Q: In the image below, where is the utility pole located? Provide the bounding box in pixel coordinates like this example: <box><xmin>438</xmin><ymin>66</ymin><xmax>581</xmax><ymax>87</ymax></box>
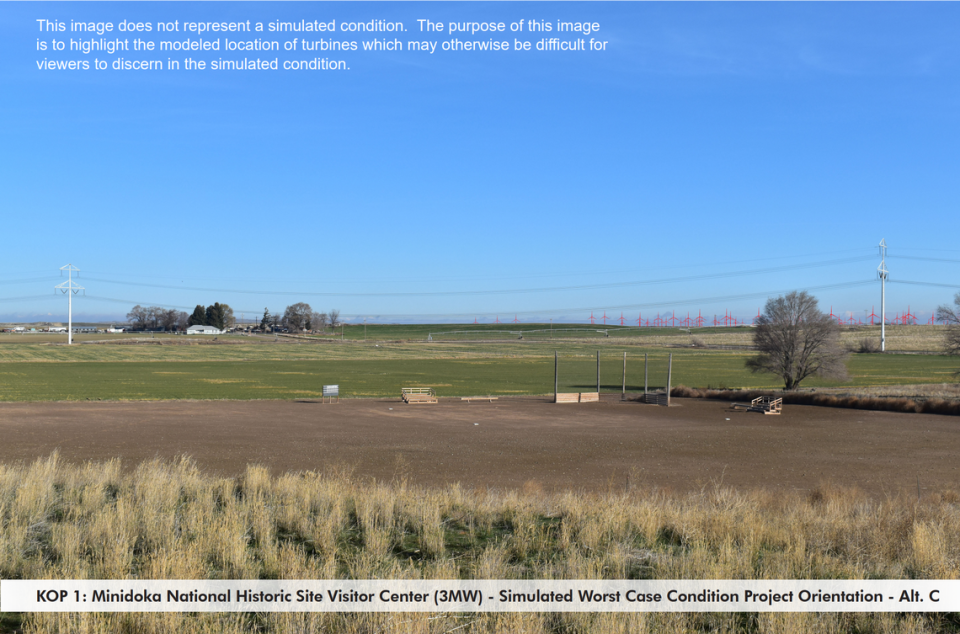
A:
<box><xmin>878</xmin><ymin>239</ymin><xmax>888</xmax><ymax>352</ymax></box>
<box><xmin>55</xmin><ymin>264</ymin><xmax>83</xmax><ymax>345</ymax></box>
<box><xmin>364</xmin><ymin>318</ymin><xmax>367</xmax><ymax>341</ymax></box>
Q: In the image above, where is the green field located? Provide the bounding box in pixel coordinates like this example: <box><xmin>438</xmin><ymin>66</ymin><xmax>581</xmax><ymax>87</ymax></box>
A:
<box><xmin>0</xmin><ymin>335</ymin><xmax>956</xmax><ymax>401</ymax></box>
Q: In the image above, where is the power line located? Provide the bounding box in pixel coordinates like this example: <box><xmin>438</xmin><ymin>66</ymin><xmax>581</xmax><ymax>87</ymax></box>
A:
<box><xmin>892</xmin><ymin>280</ymin><xmax>960</xmax><ymax>290</ymax></box>
<box><xmin>81</xmin><ymin>255</ymin><xmax>873</xmax><ymax>298</ymax></box>
<box><xmin>71</xmin><ymin>247</ymin><xmax>873</xmax><ymax>285</ymax></box>
<box><xmin>888</xmin><ymin>254</ymin><xmax>960</xmax><ymax>265</ymax></box>
<box><xmin>347</xmin><ymin>280</ymin><xmax>877</xmax><ymax>319</ymax></box>
<box><xmin>83</xmin><ymin>295</ymin><xmax>264</xmax><ymax>315</ymax></box>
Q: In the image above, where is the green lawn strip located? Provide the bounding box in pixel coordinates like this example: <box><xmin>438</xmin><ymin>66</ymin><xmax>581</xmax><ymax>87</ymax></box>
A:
<box><xmin>0</xmin><ymin>353</ymin><xmax>955</xmax><ymax>402</ymax></box>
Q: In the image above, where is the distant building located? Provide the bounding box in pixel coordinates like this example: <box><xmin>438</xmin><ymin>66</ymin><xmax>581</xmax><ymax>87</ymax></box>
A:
<box><xmin>48</xmin><ymin>327</ymin><xmax>67</xmax><ymax>333</ymax></box>
<box><xmin>71</xmin><ymin>326</ymin><xmax>98</xmax><ymax>333</ymax></box>
<box><xmin>187</xmin><ymin>325</ymin><xmax>222</xmax><ymax>335</ymax></box>
<box><xmin>106</xmin><ymin>326</ymin><xmax>124</xmax><ymax>333</ymax></box>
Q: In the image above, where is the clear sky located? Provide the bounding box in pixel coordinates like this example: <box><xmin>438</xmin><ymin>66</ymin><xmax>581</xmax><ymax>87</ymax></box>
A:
<box><xmin>2</xmin><ymin>2</ymin><xmax>959</xmax><ymax>324</ymax></box>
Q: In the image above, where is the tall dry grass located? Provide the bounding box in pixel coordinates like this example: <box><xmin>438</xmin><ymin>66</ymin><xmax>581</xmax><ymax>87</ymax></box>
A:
<box><xmin>671</xmin><ymin>385</ymin><xmax>960</xmax><ymax>416</ymax></box>
<box><xmin>1</xmin><ymin>454</ymin><xmax>959</xmax><ymax>633</ymax></box>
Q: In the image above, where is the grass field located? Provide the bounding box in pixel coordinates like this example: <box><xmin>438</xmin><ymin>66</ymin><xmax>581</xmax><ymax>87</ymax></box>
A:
<box><xmin>0</xmin><ymin>324</ymin><xmax>956</xmax><ymax>401</ymax></box>
<box><xmin>1</xmin><ymin>455</ymin><xmax>958</xmax><ymax>634</ymax></box>
<box><xmin>0</xmin><ymin>323</ymin><xmax>951</xmax><ymax>351</ymax></box>
<box><xmin>0</xmin><ymin>346</ymin><xmax>956</xmax><ymax>401</ymax></box>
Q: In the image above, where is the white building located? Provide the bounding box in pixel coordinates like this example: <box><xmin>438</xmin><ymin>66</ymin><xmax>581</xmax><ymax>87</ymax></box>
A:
<box><xmin>187</xmin><ymin>325</ymin><xmax>222</xmax><ymax>335</ymax></box>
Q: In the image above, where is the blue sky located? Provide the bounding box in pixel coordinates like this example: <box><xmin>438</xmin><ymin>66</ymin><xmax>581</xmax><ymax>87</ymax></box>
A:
<box><xmin>2</xmin><ymin>2</ymin><xmax>960</xmax><ymax>324</ymax></box>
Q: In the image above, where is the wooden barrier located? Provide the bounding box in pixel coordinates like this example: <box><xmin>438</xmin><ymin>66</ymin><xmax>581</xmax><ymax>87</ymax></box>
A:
<box><xmin>643</xmin><ymin>391</ymin><xmax>668</xmax><ymax>406</ymax></box>
<box><xmin>556</xmin><ymin>392</ymin><xmax>600</xmax><ymax>404</ymax></box>
<box><xmin>461</xmin><ymin>397</ymin><xmax>498</xmax><ymax>403</ymax></box>
<box><xmin>401</xmin><ymin>387</ymin><xmax>438</xmax><ymax>404</ymax></box>
<box><xmin>732</xmin><ymin>396</ymin><xmax>783</xmax><ymax>415</ymax></box>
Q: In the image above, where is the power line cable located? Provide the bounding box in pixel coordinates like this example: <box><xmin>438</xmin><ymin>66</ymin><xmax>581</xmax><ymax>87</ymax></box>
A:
<box><xmin>349</xmin><ymin>279</ymin><xmax>877</xmax><ymax>319</ymax></box>
<box><xmin>71</xmin><ymin>247</ymin><xmax>873</xmax><ymax>285</ymax></box>
<box><xmin>81</xmin><ymin>255</ymin><xmax>873</xmax><ymax>298</ymax></box>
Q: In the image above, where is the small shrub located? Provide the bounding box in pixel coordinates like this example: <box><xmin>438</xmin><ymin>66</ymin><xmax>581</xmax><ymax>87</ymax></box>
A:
<box><xmin>857</xmin><ymin>338</ymin><xmax>880</xmax><ymax>353</ymax></box>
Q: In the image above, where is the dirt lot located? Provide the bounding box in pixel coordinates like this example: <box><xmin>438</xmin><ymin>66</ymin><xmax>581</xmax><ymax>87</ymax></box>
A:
<box><xmin>0</xmin><ymin>397</ymin><xmax>957</xmax><ymax>496</ymax></box>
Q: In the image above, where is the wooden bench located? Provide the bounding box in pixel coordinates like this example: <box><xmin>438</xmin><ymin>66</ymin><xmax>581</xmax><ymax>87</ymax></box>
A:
<box><xmin>461</xmin><ymin>397</ymin><xmax>498</xmax><ymax>403</ymax></box>
<box><xmin>578</xmin><ymin>392</ymin><xmax>600</xmax><ymax>403</ymax></box>
<box><xmin>402</xmin><ymin>387</ymin><xmax>438</xmax><ymax>404</ymax></box>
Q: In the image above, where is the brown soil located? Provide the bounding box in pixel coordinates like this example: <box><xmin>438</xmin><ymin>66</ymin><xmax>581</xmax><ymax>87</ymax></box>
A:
<box><xmin>0</xmin><ymin>397</ymin><xmax>957</xmax><ymax>496</ymax></box>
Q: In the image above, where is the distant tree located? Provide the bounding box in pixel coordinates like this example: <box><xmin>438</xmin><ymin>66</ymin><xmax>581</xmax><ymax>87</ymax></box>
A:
<box><xmin>205</xmin><ymin>303</ymin><xmax>229</xmax><ymax>331</ymax></box>
<box><xmin>221</xmin><ymin>304</ymin><xmax>236</xmax><ymax>329</ymax></box>
<box><xmin>746</xmin><ymin>291</ymin><xmax>849</xmax><ymax>390</ymax></box>
<box><xmin>260</xmin><ymin>308</ymin><xmax>271</xmax><ymax>332</ymax></box>
<box><xmin>188</xmin><ymin>305</ymin><xmax>206</xmax><ymax>327</ymax></box>
<box><xmin>312</xmin><ymin>312</ymin><xmax>328</xmax><ymax>333</ymax></box>
<box><xmin>328</xmin><ymin>309</ymin><xmax>341</xmax><ymax>329</ymax></box>
<box><xmin>159</xmin><ymin>308</ymin><xmax>178</xmax><ymax>331</ymax></box>
<box><xmin>283</xmin><ymin>303</ymin><xmax>313</xmax><ymax>333</ymax></box>
<box><xmin>175</xmin><ymin>311</ymin><xmax>190</xmax><ymax>331</ymax></box>
<box><xmin>936</xmin><ymin>292</ymin><xmax>960</xmax><ymax>356</ymax></box>
<box><xmin>126</xmin><ymin>305</ymin><xmax>148</xmax><ymax>331</ymax></box>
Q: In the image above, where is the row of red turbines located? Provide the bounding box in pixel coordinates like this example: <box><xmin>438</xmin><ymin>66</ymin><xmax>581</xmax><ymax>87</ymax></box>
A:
<box><xmin>469</xmin><ymin>307</ymin><xmax>945</xmax><ymax>326</ymax></box>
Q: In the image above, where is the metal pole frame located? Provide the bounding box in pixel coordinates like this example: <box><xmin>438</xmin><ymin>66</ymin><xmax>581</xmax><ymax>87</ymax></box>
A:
<box><xmin>554</xmin><ymin>351</ymin><xmax>558</xmax><ymax>403</ymax></box>
<box><xmin>666</xmin><ymin>353</ymin><xmax>673</xmax><ymax>407</ymax></box>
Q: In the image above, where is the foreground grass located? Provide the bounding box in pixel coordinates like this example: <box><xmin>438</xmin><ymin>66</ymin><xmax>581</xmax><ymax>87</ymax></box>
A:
<box><xmin>1</xmin><ymin>455</ymin><xmax>959</xmax><ymax>633</ymax></box>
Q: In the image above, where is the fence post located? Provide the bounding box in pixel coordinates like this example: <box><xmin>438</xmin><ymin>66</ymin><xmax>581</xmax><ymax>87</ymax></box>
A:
<box><xmin>644</xmin><ymin>353</ymin><xmax>648</xmax><ymax>396</ymax></box>
<box><xmin>622</xmin><ymin>351</ymin><xmax>626</xmax><ymax>400</ymax></box>
<box><xmin>666</xmin><ymin>353</ymin><xmax>673</xmax><ymax>407</ymax></box>
<box><xmin>554</xmin><ymin>351</ymin><xmax>558</xmax><ymax>403</ymax></box>
<box><xmin>596</xmin><ymin>350</ymin><xmax>600</xmax><ymax>394</ymax></box>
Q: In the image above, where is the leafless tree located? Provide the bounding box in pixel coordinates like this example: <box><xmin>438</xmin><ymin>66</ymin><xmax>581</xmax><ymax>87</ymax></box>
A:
<box><xmin>145</xmin><ymin>306</ymin><xmax>161</xmax><ymax>330</ymax></box>
<box><xmin>746</xmin><ymin>291</ymin><xmax>849</xmax><ymax>390</ymax></box>
<box><xmin>328</xmin><ymin>309</ymin><xmax>341</xmax><ymax>328</ymax></box>
<box><xmin>282</xmin><ymin>303</ymin><xmax>313</xmax><ymax>333</ymax></box>
<box><xmin>126</xmin><ymin>305</ymin><xmax>148</xmax><ymax>331</ymax></box>
<box><xmin>936</xmin><ymin>292</ymin><xmax>960</xmax><ymax>356</ymax></box>
<box><xmin>312</xmin><ymin>312</ymin><xmax>328</xmax><ymax>333</ymax></box>
<box><xmin>175</xmin><ymin>311</ymin><xmax>190</xmax><ymax>331</ymax></box>
<box><xmin>159</xmin><ymin>308</ymin><xmax>178</xmax><ymax>331</ymax></box>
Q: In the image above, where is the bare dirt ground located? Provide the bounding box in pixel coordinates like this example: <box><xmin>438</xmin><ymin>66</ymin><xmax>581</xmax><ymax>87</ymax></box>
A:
<box><xmin>0</xmin><ymin>397</ymin><xmax>957</xmax><ymax>497</ymax></box>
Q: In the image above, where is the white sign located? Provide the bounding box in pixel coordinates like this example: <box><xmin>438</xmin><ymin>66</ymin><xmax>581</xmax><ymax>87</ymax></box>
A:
<box><xmin>2</xmin><ymin>580</ymin><xmax>957</xmax><ymax>613</ymax></box>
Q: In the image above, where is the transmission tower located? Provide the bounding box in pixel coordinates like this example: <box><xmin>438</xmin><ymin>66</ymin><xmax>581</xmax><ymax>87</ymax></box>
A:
<box><xmin>878</xmin><ymin>239</ymin><xmax>888</xmax><ymax>351</ymax></box>
<box><xmin>55</xmin><ymin>264</ymin><xmax>84</xmax><ymax>345</ymax></box>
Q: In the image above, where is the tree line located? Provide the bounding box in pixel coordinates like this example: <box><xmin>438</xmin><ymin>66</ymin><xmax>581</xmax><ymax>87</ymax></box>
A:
<box><xmin>125</xmin><ymin>302</ymin><xmax>341</xmax><ymax>333</ymax></box>
<box><xmin>125</xmin><ymin>303</ymin><xmax>235</xmax><ymax>331</ymax></box>
<box><xmin>260</xmin><ymin>304</ymin><xmax>340</xmax><ymax>333</ymax></box>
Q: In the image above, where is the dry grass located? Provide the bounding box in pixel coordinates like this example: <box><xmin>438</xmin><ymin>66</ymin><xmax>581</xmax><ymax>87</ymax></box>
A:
<box><xmin>671</xmin><ymin>384</ymin><xmax>960</xmax><ymax>416</ymax></box>
<box><xmin>1</xmin><ymin>455</ymin><xmax>959</xmax><ymax>633</ymax></box>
